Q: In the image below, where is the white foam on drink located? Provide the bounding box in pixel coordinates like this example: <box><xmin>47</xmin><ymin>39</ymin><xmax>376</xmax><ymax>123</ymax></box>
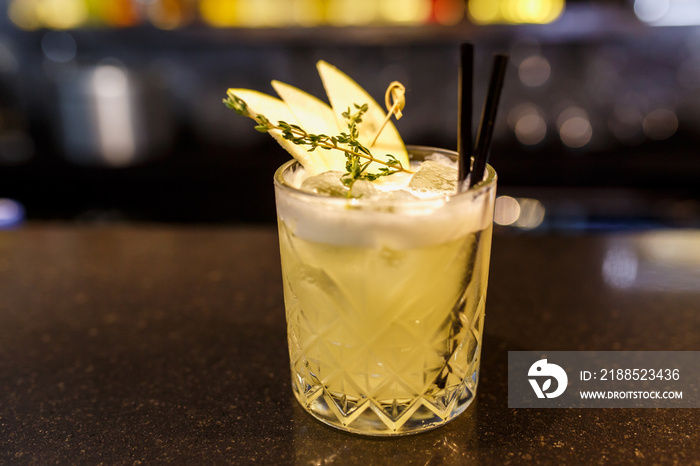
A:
<box><xmin>275</xmin><ymin>153</ymin><xmax>496</xmax><ymax>249</ymax></box>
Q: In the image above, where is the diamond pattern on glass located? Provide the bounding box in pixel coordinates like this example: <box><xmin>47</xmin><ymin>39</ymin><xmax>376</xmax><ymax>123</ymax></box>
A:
<box><xmin>280</xmin><ymin>222</ymin><xmax>491</xmax><ymax>434</ymax></box>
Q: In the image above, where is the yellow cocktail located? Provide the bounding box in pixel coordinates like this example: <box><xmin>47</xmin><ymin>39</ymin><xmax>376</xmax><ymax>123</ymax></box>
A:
<box><xmin>275</xmin><ymin>146</ymin><xmax>496</xmax><ymax>435</ymax></box>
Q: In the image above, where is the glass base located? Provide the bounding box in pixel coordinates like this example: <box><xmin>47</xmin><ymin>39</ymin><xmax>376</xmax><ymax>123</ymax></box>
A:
<box><xmin>293</xmin><ymin>378</ymin><xmax>478</xmax><ymax>436</ymax></box>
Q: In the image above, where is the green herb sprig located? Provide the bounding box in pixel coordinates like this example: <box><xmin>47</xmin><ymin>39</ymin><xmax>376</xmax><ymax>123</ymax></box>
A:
<box><xmin>224</xmin><ymin>94</ymin><xmax>410</xmax><ymax>188</ymax></box>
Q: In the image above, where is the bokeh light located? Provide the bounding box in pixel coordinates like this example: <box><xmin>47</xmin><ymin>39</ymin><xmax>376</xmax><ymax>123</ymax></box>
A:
<box><xmin>494</xmin><ymin>196</ymin><xmax>546</xmax><ymax>229</ymax></box>
<box><xmin>602</xmin><ymin>245</ymin><xmax>638</xmax><ymax>289</ymax></box>
<box><xmin>468</xmin><ymin>0</ymin><xmax>565</xmax><ymax>25</ymax></box>
<box><xmin>49</xmin><ymin>0</ymin><xmax>89</xmax><ymax>29</ymax></box>
<box><xmin>634</xmin><ymin>0</ymin><xmax>670</xmax><ymax>23</ymax></box>
<box><xmin>5</xmin><ymin>0</ymin><xmax>470</xmax><ymax>28</ymax></box>
<box><xmin>518</xmin><ymin>55</ymin><xmax>551</xmax><ymax>87</ymax></box>
<box><xmin>292</xmin><ymin>0</ymin><xmax>324</xmax><ymax>27</ymax></box>
<box><xmin>508</xmin><ymin>103</ymin><xmax>547</xmax><ymax>146</ymax></box>
<box><xmin>557</xmin><ymin>107</ymin><xmax>592</xmax><ymax>149</ymax></box>
<box><xmin>515</xmin><ymin>198</ymin><xmax>545</xmax><ymax>229</ymax></box>
<box><xmin>146</xmin><ymin>0</ymin><xmax>194</xmax><ymax>30</ymax></box>
<box><xmin>378</xmin><ymin>0</ymin><xmax>431</xmax><ymax>25</ymax></box>
<box><xmin>0</xmin><ymin>199</ymin><xmax>25</xmax><ymax>228</ymax></box>
<box><xmin>328</xmin><ymin>0</ymin><xmax>378</xmax><ymax>26</ymax></box>
<box><xmin>494</xmin><ymin>195</ymin><xmax>521</xmax><ymax>226</ymax></box>
<box><xmin>91</xmin><ymin>64</ymin><xmax>136</xmax><ymax>166</ymax></box>
<box><xmin>8</xmin><ymin>0</ymin><xmax>42</xmax><ymax>30</ymax></box>
<box><xmin>199</xmin><ymin>0</ymin><xmax>238</xmax><ymax>27</ymax></box>
<box><xmin>634</xmin><ymin>0</ymin><xmax>700</xmax><ymax>26</ymax></box>
<box><xmin>642</xmin><ymin>108</ymin><xmax>678</xmax><ymax>140</ymax></box>
<box><xmin>433</xmin><ymin>0</ymin><xmax>465</xmax><ymax>26</ymax></box>
<box><xmin>41</xmin><ymin>31</ymin><xmax>77</xmax><ymax>63</ymax></box>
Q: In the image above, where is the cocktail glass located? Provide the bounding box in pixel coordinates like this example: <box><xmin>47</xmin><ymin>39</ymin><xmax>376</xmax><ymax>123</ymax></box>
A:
<box><xmin>274</xmin><ymin>145</ymin><xmax>497</xmax><ymax>436</ymax></box>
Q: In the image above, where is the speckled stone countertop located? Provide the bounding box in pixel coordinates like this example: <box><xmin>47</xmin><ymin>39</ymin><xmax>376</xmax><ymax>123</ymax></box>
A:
<box><xmin>1</xmin><ymin>224</ymin><xmax>699</xmax><ymax>464</ymax></box>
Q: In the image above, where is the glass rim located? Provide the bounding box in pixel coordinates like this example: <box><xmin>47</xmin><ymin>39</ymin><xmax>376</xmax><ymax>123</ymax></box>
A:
<box><xmin>273</xmin><ymin>144</ymin><xmax>497</xmax><ymax>206</ymax></box>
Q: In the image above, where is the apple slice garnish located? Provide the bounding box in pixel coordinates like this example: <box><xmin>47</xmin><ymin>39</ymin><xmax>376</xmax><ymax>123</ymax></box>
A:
<box><xmin>271</xmin><ymin>80</ymin><xmax>347</xmax><ymax>172</ymax></box>
<box><xmin>316</xmin><ymin>60</ymin><xmax>409</xmax><ymax>172</ymax></box>
<box><xmin>225</xmin><ymin>88</ymin><xmax>330</xmax><ymax>174</ymax></box>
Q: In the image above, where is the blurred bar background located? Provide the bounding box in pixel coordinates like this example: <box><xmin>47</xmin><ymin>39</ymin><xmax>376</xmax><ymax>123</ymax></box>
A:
<box><xmin>0</xmin><ymin>0</ymin><xmax>698</xmax><ymax>229</ymax></box>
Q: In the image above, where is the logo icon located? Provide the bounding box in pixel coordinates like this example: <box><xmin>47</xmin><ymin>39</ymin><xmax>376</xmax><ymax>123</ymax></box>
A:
<box><xmin>528</xmin><ymin>359</ymin><xmax>568</xmax><ymax>398</ymax></box>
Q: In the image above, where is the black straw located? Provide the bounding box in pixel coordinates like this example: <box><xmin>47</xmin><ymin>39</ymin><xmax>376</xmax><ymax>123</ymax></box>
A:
<box><xmin>470</xmin><ymin>53</ymin><xmax>509</xmax><ymax>188</ymax></box>
<box><xmin>457</xmin><ymin>42</ymin><xmax>474</xmax><ymax>184</ymax></box>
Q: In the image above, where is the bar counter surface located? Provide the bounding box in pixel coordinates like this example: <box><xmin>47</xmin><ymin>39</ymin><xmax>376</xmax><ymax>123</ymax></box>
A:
<box><xmin>1</xmin><ymin>223</ymin><xmax>699</xmax><ymax>464</ymax></box>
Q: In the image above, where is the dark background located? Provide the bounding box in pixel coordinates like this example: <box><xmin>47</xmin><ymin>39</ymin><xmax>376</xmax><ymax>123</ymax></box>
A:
<box><xmin>0</xmin><ymin>0</ymin><xmax>698</xmax><ymax>229</ymax></box>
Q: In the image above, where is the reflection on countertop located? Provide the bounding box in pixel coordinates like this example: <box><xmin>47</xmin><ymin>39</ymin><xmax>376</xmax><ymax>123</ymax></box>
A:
<box><xmin>603</xmin><ymin>230</ymin><xmax>700</xmax><ymax>292</ymax></box>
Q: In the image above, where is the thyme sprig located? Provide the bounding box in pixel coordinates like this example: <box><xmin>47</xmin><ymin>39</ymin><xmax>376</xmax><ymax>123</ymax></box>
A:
<box><xmin>337</xmin><ymin>104</ymin><xmax>405</xmax><ymax>187</ymax></box>
<box><xmin>223</xmin><ymin>94</ymin><xmax>410</xmax><ymax>187</ymax></box>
